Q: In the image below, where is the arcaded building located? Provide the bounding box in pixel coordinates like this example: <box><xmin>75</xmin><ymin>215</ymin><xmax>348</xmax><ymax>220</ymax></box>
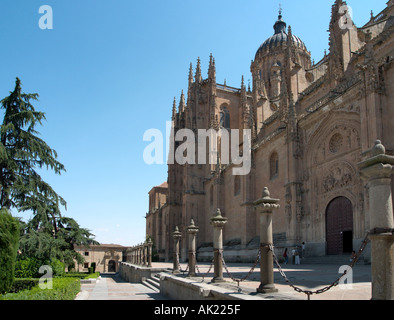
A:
<box><xmin>146</xmin><ymin>0</ymin><xmax>394</xmax><ymax>262</ymax></box>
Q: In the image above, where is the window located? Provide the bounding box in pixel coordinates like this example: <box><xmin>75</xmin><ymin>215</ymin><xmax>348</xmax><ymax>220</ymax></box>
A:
<box><xmin>84</xmin><ymin>263</ymin><xmax>89</xmax><ymax>268</ymax></box>
<box><xmin>270</xmin><ymin>152</ymin><xmax>279</xmax><ymax>179</ymax></box>
<box><xmin>234</xmin><ymin>176</ymin><xmax>241</xmax><ymax>196</ymax></box>
<box><xmin>84</xmin><ymin>252</ymin><xmax>89</xmax><ymax>256</ymax></box>
<box><xmin>220</xmin><ymin>106</ymin><xmax>230</xmax><ymax>129</ymax></box>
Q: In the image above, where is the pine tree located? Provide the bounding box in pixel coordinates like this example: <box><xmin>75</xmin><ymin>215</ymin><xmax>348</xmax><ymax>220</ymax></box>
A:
<box><xmin>0</xmin><ymin>78</ymin><xmax>99</xmax><ymax>268</ymax></box>
<box><xmin>0</xmin><ymin>78</ymin><xmax>66</xmax><ymax>222</ymax></box>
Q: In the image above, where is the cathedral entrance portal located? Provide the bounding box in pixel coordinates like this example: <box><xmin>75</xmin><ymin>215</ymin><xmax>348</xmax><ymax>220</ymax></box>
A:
<box><xmin>325</xmin><ymin>197</ymin><xmax>353</xmax><ymax>255</ymax></box>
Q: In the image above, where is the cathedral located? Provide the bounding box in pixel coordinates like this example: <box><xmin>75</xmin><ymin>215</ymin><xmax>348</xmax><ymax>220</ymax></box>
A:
<box><xmin>146</xmin><ymin>0</ymin><xmax>394</xmax><ymax>262</ymax></box>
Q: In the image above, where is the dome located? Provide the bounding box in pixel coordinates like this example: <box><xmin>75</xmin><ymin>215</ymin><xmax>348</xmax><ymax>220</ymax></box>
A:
<box><xmin>255</xmin><ymin>14</ymin><xmax>307</xmax><ymax>58</ymax></box>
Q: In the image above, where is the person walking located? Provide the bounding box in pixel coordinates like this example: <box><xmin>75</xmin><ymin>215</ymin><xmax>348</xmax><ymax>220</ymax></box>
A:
<box><xmin>283</xmin><ymin>248</ymin><xmax>288</xmax><ymax>265</ymax></box>
<box><xmin>295</xmin><ymin>247</ymin><xmax>300</xmax><ymax>265</ymax></box>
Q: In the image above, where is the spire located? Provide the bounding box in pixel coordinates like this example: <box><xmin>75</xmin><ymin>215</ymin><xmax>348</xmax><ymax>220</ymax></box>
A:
<box><xmin>179</xmin><ymin>90</ymin><xmax>186</xmax><ymax>113</ymax></box>
<box><xmin>188</xmin><ymin>63</ymin><xmax>194</xmax><ymax>86</ymax></box>
<box><xmin>172</xmin><ymin>97</ymin><xmax>177</xmax><ymax>121</ymax></box>
<box><xmin>195</xmin><ymin>57</ymin><xmax>202</xmax><ymax>83</ymax></box>
<box><xmin>208</xmin><ymin>53</ymin><xmax>216</xmax><ymax>82</ymax></box>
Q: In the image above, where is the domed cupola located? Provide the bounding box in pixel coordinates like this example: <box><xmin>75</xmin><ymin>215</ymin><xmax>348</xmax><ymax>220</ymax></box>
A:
<box><xmin>255</xmin><ymin>12</ymin><xmax>307</xmax><ymax>59</ymax></box>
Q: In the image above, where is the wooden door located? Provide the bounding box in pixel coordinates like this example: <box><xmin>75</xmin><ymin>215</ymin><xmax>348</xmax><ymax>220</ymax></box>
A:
<box><xmin>326</xmin><ymin>197</ymin><xmax>353</xmax><ymax>255</ymax></box>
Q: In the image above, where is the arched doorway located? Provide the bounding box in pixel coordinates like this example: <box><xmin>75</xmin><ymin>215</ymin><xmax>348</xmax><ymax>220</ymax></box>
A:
<box><xmin>108</xmin><ymin>260</ymin><xmax>116</xmax><ymax>272</ymax></box>
<box><xmin>326</xmin><ymin>197</ymin><xmax>353</xmax><ymax>255</ymax></box>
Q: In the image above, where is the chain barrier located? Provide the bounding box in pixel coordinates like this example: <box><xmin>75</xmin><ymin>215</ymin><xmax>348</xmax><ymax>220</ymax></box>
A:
<box><xmin>270</xmin><ymin>231</ymin><xmax>371</xmax><ymax>300</ymax></box>
<box><xmin>220</xmin><ymin>249</ymin><xmax>261</xmax><ymax>291</ymax></box>
<box><xmin>172</xmin><ymin>230</ymin><xmax>374</xmax><ymax>299</ymax></box>
<box><xmin>176</xmin><ymin>253</ymin><xmax>189</xmax><ymax>274</ymax></box>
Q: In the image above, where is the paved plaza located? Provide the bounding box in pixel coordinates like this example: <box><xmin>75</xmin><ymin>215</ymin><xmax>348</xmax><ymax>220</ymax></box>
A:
<box><xmin>77</xmin><ymin>260</ymin><xmax>372</xmax><ymax>300</ymax></box>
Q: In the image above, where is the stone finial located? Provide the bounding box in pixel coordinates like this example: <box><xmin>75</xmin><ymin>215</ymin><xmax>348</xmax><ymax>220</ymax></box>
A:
<box><xmin>262</xmin><ymin>187</ymin><xmax>270</xmax><ymax>198</ymax></box>
<box><xmin>210</xmin><ymin>208</ymin><xmax>228</xmax><ymax>227</ymax></box>
<box><xmin>372</xmin><ymin>140</ymin><xmax>385</xmax><ymax>156</ymax></box>
<box><xmin>187</xmin><ymin>218</ymin><xmax>199</xmax><ymax>234</ymax></box>
<box><xmin>254</xmin><ymin>187</ymin><xmax>280</xmax><ymax>212</ymax></box>
<box><xmin>173</xmin><ymin>226</ymin><xmax>182</xmax><ymax>238</ymax></box>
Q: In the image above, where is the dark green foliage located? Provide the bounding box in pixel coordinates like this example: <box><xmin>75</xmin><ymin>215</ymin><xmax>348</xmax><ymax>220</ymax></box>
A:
<box><xmin>8</xmin><ymin>278</ymin><xmax>39</xmax><ymax>293</ymax></box>
<box><xmin>0</xmin><ymin>277</ymin><xmax>80</xmax><ymax>300</ymax></box>
<box><xmin>14</xmin><ymin>257</ymin><xmax>41</xmax><ymax>278</ymax></box>
<box><xmin>0</xmin><ymin>78</ymin><xmax>66</xmax><ymax>213</ymax></box>
<box><xmin>0</xmin><ymin>209</ymin><xmax>20</xmax><ymax>294</ymax></box>
<box><xmin>0</xmin><ymin>78</ymin><xmax>99</xmax><ymax>274</ymax></box>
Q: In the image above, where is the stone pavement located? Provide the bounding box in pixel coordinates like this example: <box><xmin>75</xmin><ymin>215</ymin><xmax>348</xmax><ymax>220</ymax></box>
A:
<box><xmin>76</xmin><ymin>260</ymin><xmax>372</xmax><ymax>300</ymax></box>
<box><xmin>75</xmin><ymin>273</ymin><xmax>169</xmax><ymax>300</ymax></box>
<box><xmin>151</xmin><ymin>260</ymin><xmax>372</xmax><ymax>301</ymax></box>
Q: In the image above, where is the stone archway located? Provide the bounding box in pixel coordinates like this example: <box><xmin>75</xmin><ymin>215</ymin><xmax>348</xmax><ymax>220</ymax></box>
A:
<box><xmin>108</xmin><ymin>260</ymin><xmax>116</xmax><ymax>272</ymax></box>
<box><xmin>325</xmin><ymin>196</ymin><xmax>354</xmax><ymax>255</ymax></box>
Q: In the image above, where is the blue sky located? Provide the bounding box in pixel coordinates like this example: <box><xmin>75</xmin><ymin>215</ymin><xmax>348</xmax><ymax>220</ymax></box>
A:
<box><xmin>0</xmin><ymin>0</ymin><xmax>388</xmax><ymax>246</ymax></box>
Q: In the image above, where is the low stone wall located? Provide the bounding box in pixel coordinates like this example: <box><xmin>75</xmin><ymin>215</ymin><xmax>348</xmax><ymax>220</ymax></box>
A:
<box><xmin>159</xmin><ymin>273</ymin><xmax>298</xmax><ymax>300</ymax></box>
<box><xmin>118</xmin><ymin>262</ymin><xmax>168</xmax><ymax>283</ymax></box>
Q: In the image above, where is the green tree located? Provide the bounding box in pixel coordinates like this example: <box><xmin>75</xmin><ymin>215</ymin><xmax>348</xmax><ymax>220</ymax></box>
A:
<box><xmin>0</xmin><ymin>78</ymin><xmax>98</xmax><ymax>270</ymax></box>
<box><xmin>0</xmin><ymin>209</ymin><xmax>20</xmax><ymax>293</ymax></box>
<box><xmin>0</xmin><ymin>77</ymin><xmax>66</xmax><ymax>219</ymax></box>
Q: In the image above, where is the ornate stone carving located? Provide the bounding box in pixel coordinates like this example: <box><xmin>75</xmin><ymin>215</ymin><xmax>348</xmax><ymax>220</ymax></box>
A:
<box><xmin>322</xmin><ymin>165</ymin><xmax>353</xmax><ymax>193</ymax></box>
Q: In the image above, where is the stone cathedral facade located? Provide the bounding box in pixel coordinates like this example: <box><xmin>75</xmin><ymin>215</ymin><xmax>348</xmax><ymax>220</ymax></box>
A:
<box><xmin>146</xmin><ymin>1</ymin><xmax>394</xmax><ymax>262</ymax></box>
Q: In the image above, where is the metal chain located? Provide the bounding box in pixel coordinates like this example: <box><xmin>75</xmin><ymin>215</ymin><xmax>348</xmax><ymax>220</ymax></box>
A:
<box><xmin>270</xmin><ymin>231</ymin><xmax>371</xmax><ymax>300</ymax></box>
<box><xmin>195</xmin><ymin>255</ymin><xmax>214</xmax><ymax>281</ymax></box>
<box><xmin>220</xmin><ymin>249</ymin><xmax>261</xmax><ymax>289</ymax></box>
<box><xmin>176</xmin><ymin>253</ymin><xmax>189</xmax><ymax>273</ymax></box>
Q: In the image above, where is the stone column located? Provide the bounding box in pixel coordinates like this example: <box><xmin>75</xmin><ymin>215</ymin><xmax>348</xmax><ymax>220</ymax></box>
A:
<box><xmin>187</xmin><ymin>219</ymin><xmax>199</xmax><ymax>277</ymax></box>
<box><xmin>254</xmin><ymin>187</ymin><xmax>280</xmax><ymax>294</ymax></box>
<box><xmin>172</xmin><ymin>226</ymin><xmax>182</xmax><ymax>274</ymax></box>
<box><xmin>210</xmin><ymin>208</ymin><xmax>227</xmax><ymax>283</ymax></box>
<box><xmin>143</xmin><ymin>242</ymin><xmax>148</xmax><ymax>266</ymax></box>
<box><xmin>147</xmin><ymin>238</ymin><xmax>153</xmax><ymax>268</ymax></box>
<box><xmin>358</xmin><ymin>140</ymin><xmax>394</xmax><ymax>300</ymax></box>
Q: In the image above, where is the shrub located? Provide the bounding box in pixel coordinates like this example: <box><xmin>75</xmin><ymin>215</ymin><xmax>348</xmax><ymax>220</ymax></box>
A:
<box><xmin>0</xmin><ymin>210</ymin><xmax>20</xmax><ymax>294</ymax></box>
<box><xmin>15</xmin><ymin>258</ymin><xmax>42</xmax><ymax>278</ymax></box>
<box><xmin>8</xmin><ymin>279</ymin><xmax>39</xmax><ymax>293</ymax></box>
<box><xmin>0</xmin><ymin>277</ymin><xmax>81</xmax><ymax>300</ymax></box>
<box><xmin>49</xmin><ymin>258</ymin><xmax>65</xmax><ymax>277</ymax></box>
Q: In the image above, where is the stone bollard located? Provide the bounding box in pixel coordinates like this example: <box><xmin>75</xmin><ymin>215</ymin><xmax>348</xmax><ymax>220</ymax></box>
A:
<box><xmin>187</xmin><ymin>219</ymin><xmax>199</xmax><ymax>277</ymax></box>
<box><xmin>147</xmin><ymin>238</ymin><xmax>153</xmax><ymax>268</ymax></box>
<box><xmin>173</xmin><ymin>226</ymin><xmax>182</xmax><ymax>274</ymax></box>
<box><xmin>210</xmin><ymin>208</ymin><xmax>228</xmax><ymax>283</ymax></box>
<box><xmin>358</xmin><ymin>140</ymin><xmax>394</xmax><ymax>300</ymax></box>
<box><xmin>254</xmin><ymin>187</ymin><xmax>280</xmax><ymax>294</ymax></box>
<box><xmin>143</xmin><ymin>242</ymin><xmax>148</xmax><ymax>267</ymax></box>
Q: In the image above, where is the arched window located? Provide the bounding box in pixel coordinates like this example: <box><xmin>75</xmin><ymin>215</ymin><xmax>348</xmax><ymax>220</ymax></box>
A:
<box><xmin>234</xmin><ymin>176</ymin><xmax>241</xmax><ymax>196</ymax></box>
<box><xmin>220</xmin><ymin>105</ymin><xmax>230</xmax><ymax>129</ymax></box>
<box><xmin>270</xmin><ymin>152</ymin><xmax>279</xmax><ymax>179</ymax></box>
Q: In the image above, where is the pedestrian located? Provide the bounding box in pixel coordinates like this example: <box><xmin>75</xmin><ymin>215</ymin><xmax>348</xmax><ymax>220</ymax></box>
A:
<box><xmin>301</xmin><ymin>242</ymin><xmax>305</xmax><ymax>258</ymax></box>
<box><xmin>291</xmin><ymin>248</ymin><xmax>296</xmax><ymax>264</ymax></box>
<box><xmin>283</xmin><ymin>248</ymin><xmax>288</xmax><ymax>264</ymax></box>
<box><xmin>295</xmin><ymin>247</ymin><xmax>300</xmax><ymax>265</ymax></box>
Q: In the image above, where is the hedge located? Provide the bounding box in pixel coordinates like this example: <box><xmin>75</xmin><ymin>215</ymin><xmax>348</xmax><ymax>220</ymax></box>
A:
<box><xmin>0</xmin><ymin>210</ymin><xmax>20</xmax><ymax>294</ymax></box>
<box><xmin>0</xmin><ymin>277</ymin><xmax>81</xmax><ymax>300</ymax></box>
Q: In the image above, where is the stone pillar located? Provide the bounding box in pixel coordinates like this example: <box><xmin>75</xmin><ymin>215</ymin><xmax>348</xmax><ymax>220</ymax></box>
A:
<box><xmin>254</xmin><ymin>187</ymin><xmax>280</xmax><ymax>294</ymax></box>
<box><xmin>172</xmin><ymin>226</ymin><xmax>182</xmax><ymax>274</ymax></box>
<box><xmin>187</xmin><ymin>219</ymin><xmax>199</xmax><ymax>277</ymax></box>
<box><xmin>358</xmin><ymin>140</ymin><xmax>394</xmax><ymax>300</ymax></box>
<box><xmin>210</xmin><ymin>208</ymin><xmax>228</xmax><ymax>283</ymax></box>
<box><xmin>143</xmin><ymin>242</ymin><xmax>148</xmax><ymax>266</ymax></box>
<box><xmin>147</xmin><ymin>238</ymin><xmax>153</xmax><ymax>268</ymax></box>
